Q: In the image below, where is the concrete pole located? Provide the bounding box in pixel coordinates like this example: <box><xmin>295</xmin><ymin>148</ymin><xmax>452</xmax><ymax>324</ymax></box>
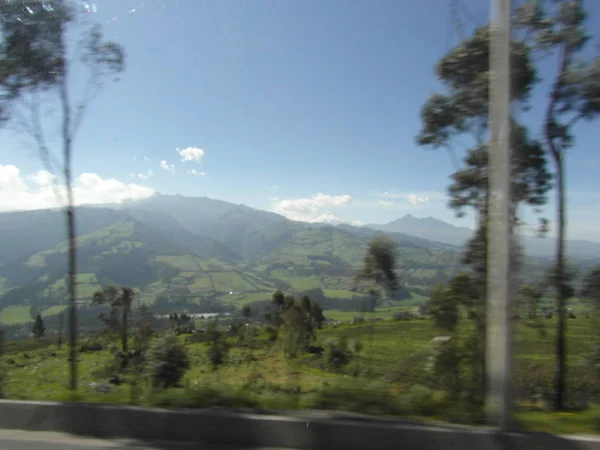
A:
<box><xmin>486</xmin><ymin>0</ymin><xmax>514</xmax><ymax>432</ymax></box>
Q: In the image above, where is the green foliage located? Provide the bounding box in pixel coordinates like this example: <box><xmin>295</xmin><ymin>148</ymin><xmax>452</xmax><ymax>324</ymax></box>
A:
<box><xmin>0</xmin><ymin>1</ymin><xmax>73</xmax><ymax>108</ymax></box>
<box><xmin>429</xmin><ymin>285</ymin><xmax>459</xmax><ymax>333</ymax></box>
<box><xmin>432</xmin><ymin>340</ymin><xmax>463</xmax><ymax>400</ymax></box>
<box><xmin>426</xmin><ymin>272</ymin><xmax>486</xmax><ymax>406</ymax></box>
<box><xmin>28</xmin><ymin>306</ymin><xmax>40</xmax><ymax>321</ymax></box>
<box><xmin>521</xmin><ymin>284</ymin><xmax>544</xmax><ymax>319</ymax></box>
<box><xmin>147</xmin><ymin>333</ymin><xmax>190</xmax><ymax>389</ymax></box>
<box><xmin>512</xmin><ymin>0</ymin><xmax>600</xmax><ymax>409</ymax></box>
<box><xmin>93</xmin><ymin>286</ymin><xmax>135</xmax><ymax>353</ymax></box>
<box><xmin>242</xmin><ymin>305</ymin><xmax>252</xmax><ymax>318</ymax></box>
<box><xmin>206</xmin><ymin>322</ymin><xmax>230</xmax><ymax>372</ymax></box>
<box><xmin>582</xmin><ymin>266</ymin><xmax>600</xmax><ymax>307</ymax></box>
<box><xmin>282</xmin><ymin>302</ymin><xmax>315</xmax><ymax>358</ymax></box>
<box><xmin>305</xmin><ymin>380</ymin><xmax>405</xmax><ymax>416</ymax></box>
<box><xmin>310</xmin><ymin>301</ymin><xmax>325</xmax><ymax>329</ymax></box>
<box><xmin>325</xmin><ymin>336</ymin><xmax>353</xmax><ymax>374</ymax></box>
<box><xmin>151</xmin><ymin>383</ymin><xmax>258</xmax><ymax>409</ymax></box>
<box><xmin>31</xmin><ymin>314</ymin><xmax>45</xmax><ymax>340</ymax></box>
<box><xmin>357</xmin><ymin>236</ymin><xmax>400</xmax><ymax>293</ymax></box>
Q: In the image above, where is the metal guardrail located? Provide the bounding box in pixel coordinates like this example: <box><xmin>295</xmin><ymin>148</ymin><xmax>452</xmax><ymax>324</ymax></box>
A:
<box><xmin>0</xmin><ymin>400</ymin><xmax>598</xmax><ymax>450</ymax></box>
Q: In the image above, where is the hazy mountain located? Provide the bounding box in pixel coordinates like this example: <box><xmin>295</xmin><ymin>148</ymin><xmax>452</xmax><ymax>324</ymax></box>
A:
<box><xmin>367</xmin><ymin>214</ymin><xmax>600</xmax><ymax>260</ymax></box>
<box><xmin>0</xmin><ymin>208</ymin><xmax>128</xmax><ymax>265</ymax></box>
<box><xmin>0</xmin><ymin>195</ymin><xmax>465</xmax><ymax>314</ymax></box>
<box><xmin>0</xmin><ymin>217</ymin><xmax>255</xmax><ymax>308</ymax></box>
<box><xmin>124</xmin><ymin>208</ymin><xmax>241</xmax><ymax>262</ymax></box>
<box><xmin>366</xmin><ymin>214</ymin><xmax>473</xmax><ymax>247</ymax></box>
<box><xmin>337</xmin><ymin>222</ymin><xmax>459</xmax><ymax>251</ymax></box>
<box><xmin>0</xmin><ymin>206</ymin><xmax>238</xmax><ymax>265</ymax></box>
<box><xmin>115</xmin><ymin>194</ymin><xmax>302</xmax><ymax>259</ymax></box>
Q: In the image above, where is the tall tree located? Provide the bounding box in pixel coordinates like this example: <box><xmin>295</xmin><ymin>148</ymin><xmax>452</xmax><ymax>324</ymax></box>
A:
<box><xmin>416</xmin><ymin>22</ymin><xmax>552</xmax><ymax>408</ymax></box>
<box><xmin>582</xmin><ymin>266</ymin><xmax>600</xmax><ymax>306</ymax></box>
<box><xmin>513</xmin><ymin>0</ymin><xmax>600</xmax><ymax>409</ymax></box>
<box><xmin>32</xmin><ymin>313</ymin><xmax>45</xmax><ymax>340</ymax></box>
<box><xmin>282</xmin><ymin>298</ymin><xmax>317</xmax><ymax>358</ymax></box>
<box><xmin>93</xmin><ymin>286</ymin><xmax>135</xmax><ymax>353</ymax></box>
<box><xmin>57</xmin><ymin>312</ymin><xmax>63</xmax><ymax>350</ymax></box>
<box><xmin>357</xmin><ymin>236</ymin><xmax>399</xmax><ymax>377</ymax></box>
<box><xmin>357</xmin><ymin>236</ymin><xmax>400</xmax><ymax>294</ymax></box>
<box><xmin>0</xmin><ymin>0</ymin><xmax>125</xmax><ymax>391</ymax></box>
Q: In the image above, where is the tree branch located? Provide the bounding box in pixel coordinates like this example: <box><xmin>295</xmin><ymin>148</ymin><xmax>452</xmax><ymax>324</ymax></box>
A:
<box><xmin>544</xmin><ymin>44</ymin><xmax>571</xmax><ymax>160</ymax></box>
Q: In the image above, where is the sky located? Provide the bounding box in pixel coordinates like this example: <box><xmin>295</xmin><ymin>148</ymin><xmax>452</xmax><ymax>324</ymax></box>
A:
<box><xmin>1</xmin><ymin>0</ymin><xmax>600</xmax><ymax>241</ymax></box>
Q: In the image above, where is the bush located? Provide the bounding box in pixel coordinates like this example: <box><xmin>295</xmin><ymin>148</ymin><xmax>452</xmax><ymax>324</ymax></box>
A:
<box><xmin>403</xmin><ymin>385</ymin><xmax>439</xmax><ymax>416</ymax></box>
<box><xmin>151</xmin><ymin>383</ymin><xmax>258</xmax><ymax>409</ymax></box>
<box><xmin>147</xmin><ymin>333</ymin><xmax>190</xmax><ymax>389</ymax></box>
<box><xmin>325</xmin><ymin>337</ymin><xmax>353</xmax><ymax>374</ymax></box>
<box><xmin>79</xmin><ymin>338</ymin><xmax>105</xmax><ymax>353</ymax></box>
<box><xmin>304</xmin><ymin>380</ymin><xmax>405</xmax><ymax>416</ymax></box>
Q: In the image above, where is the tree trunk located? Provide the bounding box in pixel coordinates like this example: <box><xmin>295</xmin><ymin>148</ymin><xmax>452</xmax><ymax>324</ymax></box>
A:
<box><xmin>121</xmin><ymin>307</ymin><xmax>129</xmax><ymax>353</ymax></box>
<box><xmin>554</xmin><ymin>153</ymin><xmax>567</xmax><ymax>410</ymax></box>
<box><xmin>66</xmin><ymin>204</ymin><xmax>78</xmax><ymax>390</ymax></box>
<box><xmin>58</xmin><ymin>313</ymin><xmax>63</xmax><ymax>350</ymax></box>
<box><xmin>61</xmin><ymin>74</ymin><xmax>78</xmax><ymax>391</ymax></box>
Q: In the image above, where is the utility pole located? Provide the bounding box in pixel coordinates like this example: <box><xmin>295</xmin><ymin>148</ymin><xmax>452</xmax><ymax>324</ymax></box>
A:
<box><xmin>486</xmin><ymin>0</ymin><xmax>513</xmax><ymax>431</ymax></box>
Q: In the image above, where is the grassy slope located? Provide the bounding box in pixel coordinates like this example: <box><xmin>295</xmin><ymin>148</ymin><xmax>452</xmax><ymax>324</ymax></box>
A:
<box><xmin>1</xmin><ymin>219</ymin><xmax>464</xmax><ymax>325</ymax></box>
<box><xmin>4</xmin><ymin>315</ymin><xmax>598</xmax><ymax>403</ymax></box>
<box><xmin>0</xmin><ymin>221</ymin><xmax>277</xmax><ymax>322</ymax></box>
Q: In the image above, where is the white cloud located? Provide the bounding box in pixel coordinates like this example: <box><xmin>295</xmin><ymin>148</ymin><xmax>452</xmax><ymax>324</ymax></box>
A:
<box><xmin>407</xmin><ymin>194</ymin><xmax>430</xmax><ymax>205</ymax></box>
<box><xmin>0</xmin><ymin>165</ymin><xmax>155</xmax><ymax>211</ymax></box>
<box><xmin>186</xmin><ymin>169</ymin><xmax>207</xmax><ymax>176</ymax></box>
<box><xmin>160</xmin><ymin>160</ymin><xmax>176</xmax><ymax>174</ymax></box>
<box><xmin>143</xmin><ymin>156</ymin><xmax>149</xmax><ymax>161</ymax></box>
<box><xmin>138</xmin><ymin>170</ymin><xmax>153</xmax><ymax>180</ymax></box>
<box><xmin>374</xmin><ymin>191</ymin><xmax>444</xmax><ymax>205</ymax></box>
<box><xmin>176</xmin><ymin>147</ymin><xmax>205</xmax><ymax>162</ymax></box>
<box><xmin>271</xmin><ymin>193</ymin><xmax>353</xmax><ymax>223</ymax></box>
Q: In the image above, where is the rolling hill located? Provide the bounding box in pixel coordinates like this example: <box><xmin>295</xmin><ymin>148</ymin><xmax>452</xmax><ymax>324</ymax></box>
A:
<box><xmin>0</xmin><ymin>195</ymin><xmax>468</xmax><ymax>326</ymax></box>
<box><xmin>0</xmin><ymin>217</ymin><xmax>273</xmax><ymax>312</ymax></box>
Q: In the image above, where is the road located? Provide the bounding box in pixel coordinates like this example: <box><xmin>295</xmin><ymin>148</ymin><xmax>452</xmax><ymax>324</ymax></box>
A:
<box><xmin>0</xmin><ymin>430</ymin><xmax>294</xmax><ymax>450</ymax></box>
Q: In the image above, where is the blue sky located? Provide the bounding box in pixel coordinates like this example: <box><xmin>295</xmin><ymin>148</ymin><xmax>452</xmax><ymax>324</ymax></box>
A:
<box><xmin>1</xmin><ymin>0</ymin><xmax>600</xmax><ymax>241</ymax></box>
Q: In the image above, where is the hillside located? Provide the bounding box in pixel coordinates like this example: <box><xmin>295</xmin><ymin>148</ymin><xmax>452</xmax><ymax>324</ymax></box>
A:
<box><xmin>0</xmin><ymin>197</ymin><xmax>468</xmax><ymax>327</ymax></box>
<box><xmin>116</xmin><ymin>194</ymin><xmax>300</xmax><ymax>260</ymax></box>
<box><xmin>0</xmin><ymin>218</ymin><xmax>276</xmax><ymax>325</ymax></box>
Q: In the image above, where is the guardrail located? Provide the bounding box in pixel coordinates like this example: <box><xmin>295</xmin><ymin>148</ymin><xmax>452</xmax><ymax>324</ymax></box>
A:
<box><xmin>0</xmin><ymin>400</ymin><xmax>599</xmax><ymax>449</ymax></box>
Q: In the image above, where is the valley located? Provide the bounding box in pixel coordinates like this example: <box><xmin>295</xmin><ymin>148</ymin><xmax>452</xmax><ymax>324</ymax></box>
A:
<box><xmin>0</xmin><ymin>195</ymin><xmax>473</xmax><ymax>335</ymax></box>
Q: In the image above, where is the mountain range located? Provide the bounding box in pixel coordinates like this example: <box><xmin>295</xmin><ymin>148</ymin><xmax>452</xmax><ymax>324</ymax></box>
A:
<box><xmin>367</xmin><ymin>214</ymin><xmax>600</xmax><ymax>260</ymax></box>
<box><xmin>0</xmin><ymin>193</ymin><xmax>596</xmax><ymax>324</ymax></box>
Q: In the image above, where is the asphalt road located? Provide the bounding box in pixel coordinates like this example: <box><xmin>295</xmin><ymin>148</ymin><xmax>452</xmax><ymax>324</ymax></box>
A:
<box><xmin>0</xmin><ymin>430</ymin><xmax>294</xmax><ymax>450</ymax></box>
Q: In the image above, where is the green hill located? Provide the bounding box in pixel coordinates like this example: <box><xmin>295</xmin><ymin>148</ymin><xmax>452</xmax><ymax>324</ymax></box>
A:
<box><xmin>0</xmin><ymin>196</ymin><xmax>470</xmax><ymax>328</ymax></box>
<box><xmin>0</xmin><ymin>219</ymin><xmax>274</xmax><ymax>322</ymax></box>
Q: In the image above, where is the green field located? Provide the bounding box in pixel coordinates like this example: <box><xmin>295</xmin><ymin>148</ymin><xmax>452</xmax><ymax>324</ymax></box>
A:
<box><xmin>0</xmin><ymin>305</ymin><xmax>31</xmax><ymax>325</ymax></box>
<box><xmin>323</xmin><ymin>289</ymin><xmax>358</xmax><ymax>299</ymax></box>
<box><xmin>3</xmin><ymin>314</ymin><xmax>599</xmax><ymax>403</ymax></box>
<box><xmin>0</xmin><ymin>305</ymin><xmax>599</xmax><ymax>436</ymax></box>
<box><xmin>42</xmin><ymin>305</ymin><xmax>67</xmax><ymax>317</ymax></box>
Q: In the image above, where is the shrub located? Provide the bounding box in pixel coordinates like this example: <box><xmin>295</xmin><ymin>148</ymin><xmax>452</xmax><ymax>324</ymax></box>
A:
<box><xmin>79</xmin><ymin>338</ymin><xmax>104</xmax><ymax>353</ymax></box>
<box><xmin>147</xmin><ymin>333</ymin><xmax>190</xmax><ymax>389</ymax></box>
<box><xmin>403</xmin><ymin>385</ymin><xmax>439</xmax><ymax>416</ymax></box>
<box><xmin>151</xmin><ymin>383</ymin><xmax>258</xmax><ymax>409</ymax></box>
<box><xmin>325</xmin><ymin>337</ymin><xmax>353</xmax><ymax>374</ymax></box>
<box><xmin>304</xmin><ymin>380</ymin><xmax>405</xmax><ymax>416</ymax></box>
